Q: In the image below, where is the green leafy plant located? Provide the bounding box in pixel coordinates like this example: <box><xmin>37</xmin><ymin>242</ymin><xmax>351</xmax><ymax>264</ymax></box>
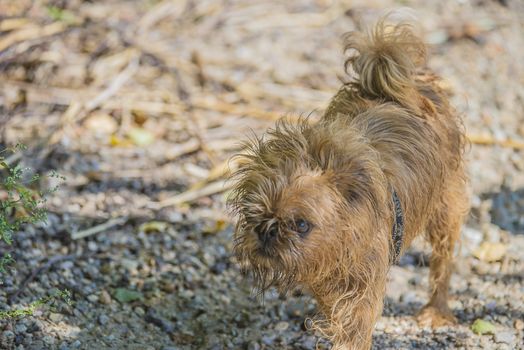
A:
<box><xmin>0</xmin><ymin>144</ymin><xmax>69</xmax><ymax>318</ymax></box>
<box><xmin>0</xmin><ymin>144</ymin><xmax>63</xmax><ymax>246</ymax></box>
<box><xmin>0</xmin><ymin>290</ymin><xmax>72</xmax><ymax>319</ymax></box>
<box><xmin>0</xmin><ymin>253</ymin><xmax>14</xmax><ymax>273</ymax></box>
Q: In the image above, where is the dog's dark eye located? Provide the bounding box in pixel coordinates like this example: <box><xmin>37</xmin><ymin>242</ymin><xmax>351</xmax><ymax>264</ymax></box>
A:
<box><xmin>293</xmin><ymin>219</ymin><xmax>312</xmax><ymax>236</ymax></box>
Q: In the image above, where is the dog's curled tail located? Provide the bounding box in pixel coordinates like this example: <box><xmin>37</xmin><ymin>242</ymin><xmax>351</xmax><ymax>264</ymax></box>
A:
<box><xmin>344</xmin><ymin>19</ymin><xmax>426</xmax><ymax>110</ymax></box>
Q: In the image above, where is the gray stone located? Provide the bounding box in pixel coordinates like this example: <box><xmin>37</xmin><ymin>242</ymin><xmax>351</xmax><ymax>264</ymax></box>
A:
<box><xmin>247</xmin><ymin>341</ymin><xmax>261</xmax><ymax>350</ymax></box>
<box><xmin>494</xmin><ymin>331</ymin><xmax>516</xmax><ymax>344</ymax></box>
<box><xmin>14</xmin><ymin>324</ymin><xmax>27</xmax><ymax>334</ymax></box>
<box><xmin>87</xmin><ymin>241</ymin><xmax>98</xmax><ymax>252</ymax></box>
<box><xmin>98</xmin><ymin>314</ymin><xmax>110</xmax><ymax>325</ymax></box>
<box><xmin>296</xmin><ymin>336</ymin><xmax>317</xmax><ymax>350</ymax></box>
<box><xmin>87</xmin><ymin>294</ymin><xmax>99</xmax><ymax>303</ymax></box>
<box><xmin>274</xmin><ymin>321</ymin><xmax>289</xmax><ymax>331</ymax></box>
<box><xmin>120</xmin><ymin>258</ymin><xmax>139</xmax><ymax>273</ymax></box>
<box><xmin>59</xmin><ymin>342</ymin><xmax>70</xmax><ymax>350</ymax></box>
<box><xmin>99</xmin><ymin>290</ymin><xmax>112</xmax><ymax>304</ymax></box>
<box><xmin>30</xmin><ymin>340</ymin><xmax>45</xmax><ymax>349</ymax></box>
<box><xmin>71</xmin><ymin>340</ymin><xmax>82</xmax><ymax>348</ymax></box>
<box><xmin>2</xmin><ymin>330</ymin><xmax>15</xmax><ymax>342</ymax></box>
<box><xmin>261</xmin><ymin>335</ymin><xmax>276</xmax><ymax>346</ymax></box>
<box><xmin>43</xmin><ymin>335</ymin><xmax>56</xmax><ymax>345</ymax></box>
<box><xmin>49</xmin><ymin>312</ymin><xmax>63</xmax><ymax>322</ymax></box>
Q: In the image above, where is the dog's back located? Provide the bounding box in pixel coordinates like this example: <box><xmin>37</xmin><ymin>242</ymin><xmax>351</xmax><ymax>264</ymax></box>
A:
<box><xmin>323</xmin><ymin>18</ymin><xmax>468</xmax><ymax>246</ymax></box>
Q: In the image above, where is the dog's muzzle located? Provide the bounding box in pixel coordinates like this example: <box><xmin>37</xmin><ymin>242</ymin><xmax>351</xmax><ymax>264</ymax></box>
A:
<box><xmin>256</xmin><ymin>223</ymin><xmax>278</xmax><ymax>247</ymax></box>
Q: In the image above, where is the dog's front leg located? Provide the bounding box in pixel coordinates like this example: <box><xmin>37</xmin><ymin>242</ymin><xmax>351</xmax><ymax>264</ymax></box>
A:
<box><xmin>312</xmin><ymin>271</ymin><xmax>387</xmax><ymax>350</ymax></box>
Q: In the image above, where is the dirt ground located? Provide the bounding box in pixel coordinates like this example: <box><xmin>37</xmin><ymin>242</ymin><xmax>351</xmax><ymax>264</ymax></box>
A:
<box><xmin>0</xmin><ymin>0</ymin><xmax>523</xmax><ymax>349</ymax></box>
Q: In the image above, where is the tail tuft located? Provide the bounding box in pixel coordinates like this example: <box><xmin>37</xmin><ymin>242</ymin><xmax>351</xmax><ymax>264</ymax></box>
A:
<box><xmin>344</xmin><ymin>19</ymin><xmax>426</xmax><ymax>109</ymax></box>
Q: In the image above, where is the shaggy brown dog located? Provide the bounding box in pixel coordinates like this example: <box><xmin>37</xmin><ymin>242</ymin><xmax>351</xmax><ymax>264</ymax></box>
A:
<box><xmin>228</xmin><ymin>19</ymin><xmax>469</xmax><ymax>350</ymax></box>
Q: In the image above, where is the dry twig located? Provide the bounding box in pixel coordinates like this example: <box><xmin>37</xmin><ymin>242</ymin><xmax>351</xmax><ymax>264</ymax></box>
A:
<box><xmin>71</xmin><ymin>217</ymin><xmax>128</xmax><ymax>240</ymax></box>
<box><xmin>0</xmin><ymin>22</ymin><xmax>68</xmax><ymax>52</ymax></box>
<box><xmin>468</xmin><ymin>134</ymin><xmax>524</xmax><ymax>149</ymax></box>
<box><xmin>150</xmin><ymin>180</ymin><xmax>229</xmax><ymax>210</ymax></box>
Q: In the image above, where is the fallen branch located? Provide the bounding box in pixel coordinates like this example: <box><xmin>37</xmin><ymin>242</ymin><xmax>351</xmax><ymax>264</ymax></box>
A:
<box><xmin>188</xmin><ymin>158</ymin><xmax>239</xmax><ymax>191</ymax></box>
<box><xmin>164</xmin><ymin>139</ymin><xmax>202</xmax><ymax>161</ymax></box>
<box><xmin>151</xmin><ymin>179</ymin><xmax>229</xmax><ymax>209</ymax></box>
<box><xmin>468</xmin><ymin>134</ymin><xmax>524</xmax><ymax>149</ymax></box>
<box><xmin>0</xmin><ymin>18</ymin><xmax>31</xmax><ymax>32</ymax></box>
<box><xmin>192</xmin><ymin>97</ymin><xmax>285</xmax><ymax>120</ymax></box>
<box><xmin>71</xmin><ymin>216</ymin><xmax>128</xmax><ymax>240</ymax></box>
<box><xmin>0</xmin><ymin>22</ymin><xmax>68</xmax><ymax>52</ymax></box>
<box><xmin>85</xmin><ymin>54</ymin><xmax>140</xmax><ymax>111</ymax></box>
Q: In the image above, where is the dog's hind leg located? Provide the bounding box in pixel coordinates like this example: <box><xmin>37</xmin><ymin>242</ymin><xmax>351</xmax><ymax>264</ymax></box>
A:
<box><xmin>417</xmin><ymin>179</ymin><xmax>468</xmax><ymax>328</ymax></box>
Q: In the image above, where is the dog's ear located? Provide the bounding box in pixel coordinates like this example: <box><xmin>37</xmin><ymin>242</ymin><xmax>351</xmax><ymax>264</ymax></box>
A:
<box><xmin>304</xmin><ymin>119</ymin><xmax>389</xmax><ymax>212</ymax></box>
<box><xmin>305</xmin><ymin>122</ymin><xmax>377</xmax><ymax>206</ymax></box>
<box><xmin>330</xmin><ymin>163</ymin><xmax>374</xmax><ymax>204</ymax></box>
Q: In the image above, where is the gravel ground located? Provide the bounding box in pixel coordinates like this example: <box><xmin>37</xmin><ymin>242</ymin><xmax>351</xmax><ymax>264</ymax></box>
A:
<box><xmin>1</xmin><ymin>0</ymin><xmax>523</xmax><ymax>349</ymax></box>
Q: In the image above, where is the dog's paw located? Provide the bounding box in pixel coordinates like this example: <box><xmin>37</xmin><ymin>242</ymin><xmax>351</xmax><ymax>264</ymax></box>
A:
<box><xmin>416</xmin><ymin>305</ymin><xmax>457</xmax><ymax>328</ymax></box>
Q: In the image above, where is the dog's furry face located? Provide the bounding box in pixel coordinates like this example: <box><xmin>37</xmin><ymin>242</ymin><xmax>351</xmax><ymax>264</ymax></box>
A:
<box><xmin>229</xmin><ymin>119</ymin><xmax>388</xmax><ymax>293</ymax></box>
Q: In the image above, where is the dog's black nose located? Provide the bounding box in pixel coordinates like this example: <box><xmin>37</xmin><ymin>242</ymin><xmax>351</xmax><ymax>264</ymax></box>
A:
<box><xmin>256</xmin><ymin>223</ymin><xmax>278</xmax><ymax>245</ymax></box>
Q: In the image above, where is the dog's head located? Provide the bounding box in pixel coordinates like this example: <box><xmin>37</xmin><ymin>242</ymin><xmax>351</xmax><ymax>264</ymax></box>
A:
<box><xmin>228</xmin><ymin>118</ymin><xmax>387</xmax><ymax>293</ymax></box>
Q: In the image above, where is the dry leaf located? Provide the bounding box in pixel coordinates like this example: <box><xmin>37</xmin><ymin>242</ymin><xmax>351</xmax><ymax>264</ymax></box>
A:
<box><xmin>203</xmin><ymin>219</ymin><xmax>228</xmax><ymax>235</ymax></box>
<box><xmin>472</xmin><ymin>242</ymin><xmax>507</xmax><ymax>262</ymax></box>
<box><xmin>139</xmin><ymin>221</ymin><xmax>169</xmax><ymax>233</ymax></box>
<box><xmin>84</xmin><ymin>113</ymin><xmax>118</xmax><ymax>134</ymax></box>
<box><xmin>471</xmin><ymin>319</ymin><xmax>496</xmax><ymax>335</ymax></box>
<box><xmin>113</xmin><ymin>288</ymin><xmax>143</xmax><ymax>303</ymax></box>
<box><xmin>127</xmin><ymin>127</ymin><xmax>155</xmax><ymax>147</ymax></box>
<box><xmin>109</xmin><ymin>134</ymin><xmax>132</xmax><ymax>147</ymax></box>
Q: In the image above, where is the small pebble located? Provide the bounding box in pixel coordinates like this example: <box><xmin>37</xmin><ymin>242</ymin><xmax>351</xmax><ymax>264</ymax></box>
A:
<box><xmin>121</xmin><ymin>258</ymin><xmax>139</xmax><ymax>273</ymax></box>
<box><xmin>98</xmin><ymin>314</ymin><xmax>110</xmax><ymax>325</ymax></box>
<box><xmin>28</xmin><ymin>320</ymin><xmax>43</xmax><ymax>333</ymax></box>
<box><xmin>261</xmin><ymin>335</ymin><xmax>276</xmax><ymax>346</ymax></box>
<box><xmin>87</xmin><ymin>241</ymin><xmax>98</xmax><ymax>252</ymax></box>
<box><xmin>31</xmin><ymin>341</ymin><xmax>45</xmax><ymax>348</ymax></box>
<box><xmin>2</xmin><ymin>330</ymin><xmax>15</xmax><ymax>343</ymax></box>
<box><xmin>145</xmin><ymin>309</ymin><xmax>175</xmax><ymax>333</ymax></box>
<box><xmin>485</xmin><ymin>301</ymin><xmax>497</xmax><ymax>311</ymax></box>
<box><xmin>247</xmin><ymin>341</ymin><xmax>261</xmax><ymax>350</ymax></box>
<box><xmin>275</xmin><ymin>321</ymin><xmax>289</xmax><ymax>331</ymax></box>
<box><xmin>87</xmin><ymin>294</ymin><xmax>99</xmax><ymax>303</ymax></box>
<box><xmin>494</xmin><ymin>331</ymin><xmax>516</xmax><ymax>344</ymax></box>
<box><xmin>60</xmin><ymin>261</ymin><xmax>74</xmax><ymax>270</ymax></box>
<box><xmin>43</xmin><ymin>335</ymin><xmax>56</xmax><ymax>345</ymax></box>
<box><xmin>14</xmin><ymin>324</ymin><xmax>27</xmax><ymax>334</ymax></box>
<box><xmin>134</xmin><ymin>307</ymin><xmax>145</xmax><ymax>316</ymax></box>
<box><xmin>49</xmin><ymin>312</ymin><xmax>63</xmax><ymax>322</ymax></box>
<box><xmin>99</xmin><ymin>290</ymin><xmax>112</xmax><ymax>304</ymax></box>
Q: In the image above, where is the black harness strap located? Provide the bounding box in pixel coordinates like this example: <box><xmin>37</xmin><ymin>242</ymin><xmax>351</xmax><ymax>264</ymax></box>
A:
<box><xmin>391</xmin><ymin>190</ymin><xmax>404</xmax><ymax>263</ymax></box>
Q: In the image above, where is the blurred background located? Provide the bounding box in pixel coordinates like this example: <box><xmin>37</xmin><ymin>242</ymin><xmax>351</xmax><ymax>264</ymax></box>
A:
<box><xmin>0</xmin><ymin>0</ymin><xmax>523</xmax><ymax>349</ymax></box>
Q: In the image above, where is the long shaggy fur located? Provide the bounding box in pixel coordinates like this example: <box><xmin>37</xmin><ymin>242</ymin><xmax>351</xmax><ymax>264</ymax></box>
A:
<box><xmin>228</xmin><ymin>18</ymin><xmax>469</xmax><ymax>350</ymax></box>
